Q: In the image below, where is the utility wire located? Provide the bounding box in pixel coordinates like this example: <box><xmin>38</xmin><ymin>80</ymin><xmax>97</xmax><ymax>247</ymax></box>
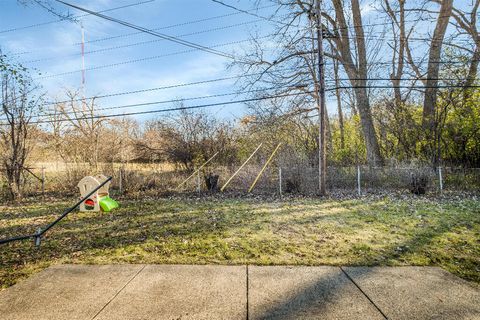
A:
<box><xmin>316</xmin><ymin>32</ymin><xmax>473</xmax><ymax>44</ymax></box>
<box><xmin>41</xmin><ymin>67</ymin><xmax>299</xmax><ymax>106</ymax></box>
<box><xmin>72</xmin><ymin>3</ymin><xmax>277</xmax><ymax>46</ymax></box>
<box><xmin>27</xmin><ymin>85</ymin><xmax>308</xmax><ymax>120</ymax></box>
<box><xmin>209</xmin><ymin>1</ymin><xmax>461</xmax><ymax>37</ymax></box>
<box><xmin>1</xmin><ymin>83</ymin><xmax>478</xmax><ymax>123</ymax></box>
<box><xmin>0</xmin><ymin>80</ymin><xmax>480</xmax><ymax>121</ymax></box>
<box><xmin>10</xmin><ymin>3</ymin><xmax>278</xmax><ymax>56</ymax></box>
<box><xmin>8</xmin><ymin>3</ymin><xmax>470</xmax><ymax>61</ymax></box>
<box><xmin>331</xmin><ymin>77</ymin><xmax>472</xmax><ymax>82</ymax></box>
<box><xmin>208</xmin><ymin>2</ymin><xmax>473</xmax><ymax>50</ymax></box>
<box><xmin>54</xmin><ymin>0</ymin><xmax>240</xmax><ymax>61</ymax></box>
<box><xmin>0</xmin><ymin>0</ymin><xmax>156</xmax><ymax>34</ymax></box>
<box><xmin>22</xmin><ymin>18</ymin><xmax>267</xmax><ymax>64</ymax></box>
<box><xmin>4</xmin><ymin>83</ymin><xmax>477</xmax><ymax>124</ymax></box>
<box><xmin>211</xmin><ymin>0</ymin><xmax>292</xmax><ymax>27</ymax></box>
<box><xmin>32</xmin><ymin>47</ymin><xmax>478</xmax><ymax>80</ymax></box>
<box><xmin>33</xmin><ymin>35</ymin><xmax>268</xmax><ymax>80</ymax></box>
<box><xmin>21</xmin><ymin>29</ymin><xmax>472</xmax><ymax>63</ymax></box>
<box><xmin>331</xmin><ymin>12</ymin><xmax>463</xmax><ymax>33</ymax></box>
<box><xmin>20</xmin><ymin>91</ymin><xmax>313</xmax><ymax>125</ymax></box>
<box><xmin>329</xmin><ymin>85</ymin><xmax>480</xmax><ymax>90</ymax></box>
<box><xmin>40</xmin><ymin>68</ymin><xmax>477</xmax><ymax>107</ymax></box>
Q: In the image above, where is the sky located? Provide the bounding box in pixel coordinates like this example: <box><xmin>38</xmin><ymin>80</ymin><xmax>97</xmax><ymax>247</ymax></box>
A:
<box><xmin>0</xmin><ymin>0</ymin><xmax>285</xmax><ymax>123</ymax></box>
<box><xmin>0</xmin><ymin>0</ymin><xmax>474</xmax><ymax>125</ymax></box>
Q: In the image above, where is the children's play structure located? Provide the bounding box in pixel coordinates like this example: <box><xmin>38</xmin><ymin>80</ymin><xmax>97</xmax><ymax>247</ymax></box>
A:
<box><xmin>77</xmin><ymin>174</ymin><xmax>119</xmax><ymax>212</ymax></box>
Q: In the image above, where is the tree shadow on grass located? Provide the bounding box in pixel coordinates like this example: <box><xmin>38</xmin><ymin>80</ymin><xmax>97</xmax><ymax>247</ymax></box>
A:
<box><xmin>1</xmin><ymin>196</ymin><xmax>479</xmax><ymax>319</ymax></box>
<box><xmin>251</xmin><ymin>208</ymin><xmax>480</xmax><ymax>319</ymax></box>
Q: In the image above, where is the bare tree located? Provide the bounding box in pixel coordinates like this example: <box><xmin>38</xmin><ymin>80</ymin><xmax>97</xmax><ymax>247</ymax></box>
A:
<box><xmin>228</xmin><ymin>0</ymin><xmax>383</xmax><ymax>165</ymax></box>
<box><xmin>135</xmin><ymin>108</ymin><xmax>237</xmax><ymax>170</ymax></box>
<box><xmin>53</xmin><ymin>90</ymin><xmax>104</xmax><ymax>169</ymax></box>
<box><xmin>18</xmin><ymin>0</ymin><xmax>72</xmax><ymax>19</ymax></box>
<box><xmin>0</xmin><ymin>55</ymin><xmax>40</xmax><ymax>200</ymax></box>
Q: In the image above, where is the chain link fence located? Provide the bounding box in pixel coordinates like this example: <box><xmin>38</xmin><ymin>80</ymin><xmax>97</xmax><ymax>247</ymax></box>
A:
<box><xmin>1</xmin><ymin>163</ymin><xmax>479</xmax><ymax>200</ymax></box>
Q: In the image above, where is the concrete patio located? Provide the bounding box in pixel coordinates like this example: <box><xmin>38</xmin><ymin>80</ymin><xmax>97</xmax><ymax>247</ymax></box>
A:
<box><xmin>0</xmin><ymin>265</ymin><xmax>479</xmax><ymax>319</ymax></box>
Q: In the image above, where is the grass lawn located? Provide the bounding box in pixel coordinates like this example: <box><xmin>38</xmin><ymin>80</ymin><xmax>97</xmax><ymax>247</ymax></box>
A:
<box><xmin>1</xmin><ymin>194</ymin><xmax>479</xmax><ymax>289</ymax></box>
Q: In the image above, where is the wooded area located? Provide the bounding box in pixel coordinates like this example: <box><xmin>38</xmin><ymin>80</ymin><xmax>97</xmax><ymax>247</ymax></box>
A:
<box><xmin>1</xmin><ymin>0</ymin><xmax>479</xmax><ymax>200</ymax></box>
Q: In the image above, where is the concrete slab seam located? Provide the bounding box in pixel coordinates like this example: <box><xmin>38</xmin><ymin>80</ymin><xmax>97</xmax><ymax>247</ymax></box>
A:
<box><xmin>91</xmin><ymin>265</ymin><xmax>146</xmax><ymax>320</ymax></box>
<box><xmin>339</xmin><ymin>266</ymin><xmax>389</xmax><ymax>320</ymax></box>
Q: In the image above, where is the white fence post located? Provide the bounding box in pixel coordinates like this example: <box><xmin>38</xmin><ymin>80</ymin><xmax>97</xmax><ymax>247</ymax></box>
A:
<box><xmin>438</xmin><ymin>166</ymin><xmax>443</xmax><ymax>193</ymax></box>
<box><xmin>357</xmin><ymin>165</ymin><xmax>361</xmax><ymax>196</ymax></box>
<box><xmin>278</xmin><ymin>167</ymin><xmax>282</xmax><ymax>196</ymax></box>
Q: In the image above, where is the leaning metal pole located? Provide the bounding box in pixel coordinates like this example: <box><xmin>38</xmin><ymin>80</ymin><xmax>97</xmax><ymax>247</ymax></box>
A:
<box><xmin>0</xmin><ymin>177</ymin><xmax>112</xmax><ymax>246</ymax></box>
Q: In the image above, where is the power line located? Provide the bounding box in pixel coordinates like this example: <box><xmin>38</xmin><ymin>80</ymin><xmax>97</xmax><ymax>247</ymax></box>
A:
<box><xmin>29</xmin><ymin>85</ymin><xmax>308</xmax><ymax>120</ymax></box>
<box><xmin>209</xmin><ymin>1</ymin><xmax>461</xmax><ymax>39</ymax></box>
<box><xmin>210</xmin><ymin>3</ymin><xmax>473</xmax><ymax>47</ymax></box>
<box><xmin>9</xmin><ymin>4</ymin><xmax>470</xmax><ymax>59</ymax></box>
<box><xmin>329</xmin><ymin>77</ymin><xmax>472</xmax><ymax>82</ymax></box>
<box><xmin>322</xmin><ymin>11</ymin><xmax>468</xmax><ymax>35</ymax></box>
<box><xmin>39</xmin><ymin>66</ymin><xmax>477</xmax><ymax>106</ymax></box>
<box><xmin>4</xmin><ymin>83</ymin><xmax>477</xmax><ymax>124</ymax></box>
<box><xmin>33</xmin><ymin>36</ymin><xmax>266</xmax><ymax>80</ymax></box>
<box><xmin>54</xmin><ymin>0</ymin><xmax>240</xmax><ymax>61</ymax></box>
<box><xmin>320</xmin><ymin>32</ymin><xmax>473</xmax><ymax>44</ymax></box>
<box><xmin>2</xmin><ymin>83</ymin><xmax>478</xmax><ymax>123</ymax></box>
<box><xmin>32</xmin><ymin>35</ymin><xmax>476</xmax><ymax>81</ymax></box>
<box><xmin>73</xmin><ymin>3</ymin><xmax>277</xmax><ymax>46</ymax></box>
<box><xmin>329</xmin><ymin>84</ymin><xmax>480</xmax><ymax>90</ymax></box>
<box><xmin>41</xmin><ymin>67</ymin><xmax>298</xmax><ymax>106</ymax></box>
<box><xmin>211</xmin><ymin>0</ymin><xmax>291</xmax><ymax>27</ymax></box>
<box><xmin>338</xmin><ymin>59</ymin><xmax>479</xmax><ymax>67</ymax></box>
<box><xmin>22</xmin><ymin>19</ymin><xmax>266</xmax><ymax>64</ymax></box>
<box><xmin>0</xmin><ymin>0</ymin><xmax>156</xmax><ymax>34</ymax></box>
<box><xmin>22</xmin><ymin>33</ymin><xmax>474</xmax><ymax>68</ymax></box>
<box><xmin>20</xmin><ymin>91</ymin><xmax>313</xmax><ymax>125</ymax></box>
<box><xmin>10</xmin><ymin>4</ymin><xmax>278</xmax><ymax>57</ymax></box>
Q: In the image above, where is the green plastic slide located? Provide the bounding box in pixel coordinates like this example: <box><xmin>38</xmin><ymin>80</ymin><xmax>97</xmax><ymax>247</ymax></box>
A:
<box><xmin>99</xmin><ymin>196</ymin><xmax>119</xmax><ymax>212</ymax></box>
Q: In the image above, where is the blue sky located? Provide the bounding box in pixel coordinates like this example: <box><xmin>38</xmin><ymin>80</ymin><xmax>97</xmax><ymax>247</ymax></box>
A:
<box><xmin>1</xmin><ymin>0</ymin><xmax>474</xmax><ymax>124</ymax></box>
<box><xmin>0</xmin><ymin>0</ymin><xmax>284</xmax><ymax>122</ymax></box>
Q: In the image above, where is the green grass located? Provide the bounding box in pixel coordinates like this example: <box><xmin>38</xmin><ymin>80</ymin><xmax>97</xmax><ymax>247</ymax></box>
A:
<box><xmin>1</xmin><ymin>194</ymin><xmax>479</xmax><ymax>289</ymax></box>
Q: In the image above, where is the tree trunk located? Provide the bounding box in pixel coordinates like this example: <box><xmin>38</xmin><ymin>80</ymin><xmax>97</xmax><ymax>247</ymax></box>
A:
<box><xmin>423</xmin><ymin>0</ymin><xmax>453</xmax><ymax>129</ymax></box>
<box><xmin>330</xmin><ymin>0</ymin><xmax>384</xmax><ymax>166</ymax></box>
<box><xmin>4</xmin><ymin>162</ymin><xmax>22</xmax><ymax>200</ymax></box>
<box><xmin>464</xmin><ymin>40</ymin><xmax>479</xmax><ymax>103</ymax></box>
<box><xmin>354</xmin><ymin>84</ymin><xmax>383</xmax><ymax>166</ymax></box>
<box><xmin>445</xmin><ymin>0</ymin><xmax>479</xmax><ymax>103</ymax></box>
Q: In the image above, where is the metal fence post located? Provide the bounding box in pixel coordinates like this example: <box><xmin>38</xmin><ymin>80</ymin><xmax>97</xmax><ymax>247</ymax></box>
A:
<box><xmin>41</xmin><ymin>166</ymin><xmax>45</xmax><ymax>200</ymax></box>
<box><xmin>119</xmin><ymin>168</ymin><xmax>123</xmax><ymax>194</ymax></box>
<box><xmin>438</xmin><ymin>166</ymin><xmax>443</xmax><ymax>193</ymax></box>
<box><xmin>357</xmin><ymin>165</ymin><xmax>361</xmax><ymax>196</ymax></box>
<box><xmin>279</xmin><ymin>167</ymin><xmax>282</xmax><ymax>196</ymax></box>
<box><xmin>197</xmin><ymin>170</ymin><xmax>201</xmax><ymax>193</ymax></box>
<box><xmin>34</xmin><ymin>227</ymin><xmax>42</xmax><ymax>247</ymax></box>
